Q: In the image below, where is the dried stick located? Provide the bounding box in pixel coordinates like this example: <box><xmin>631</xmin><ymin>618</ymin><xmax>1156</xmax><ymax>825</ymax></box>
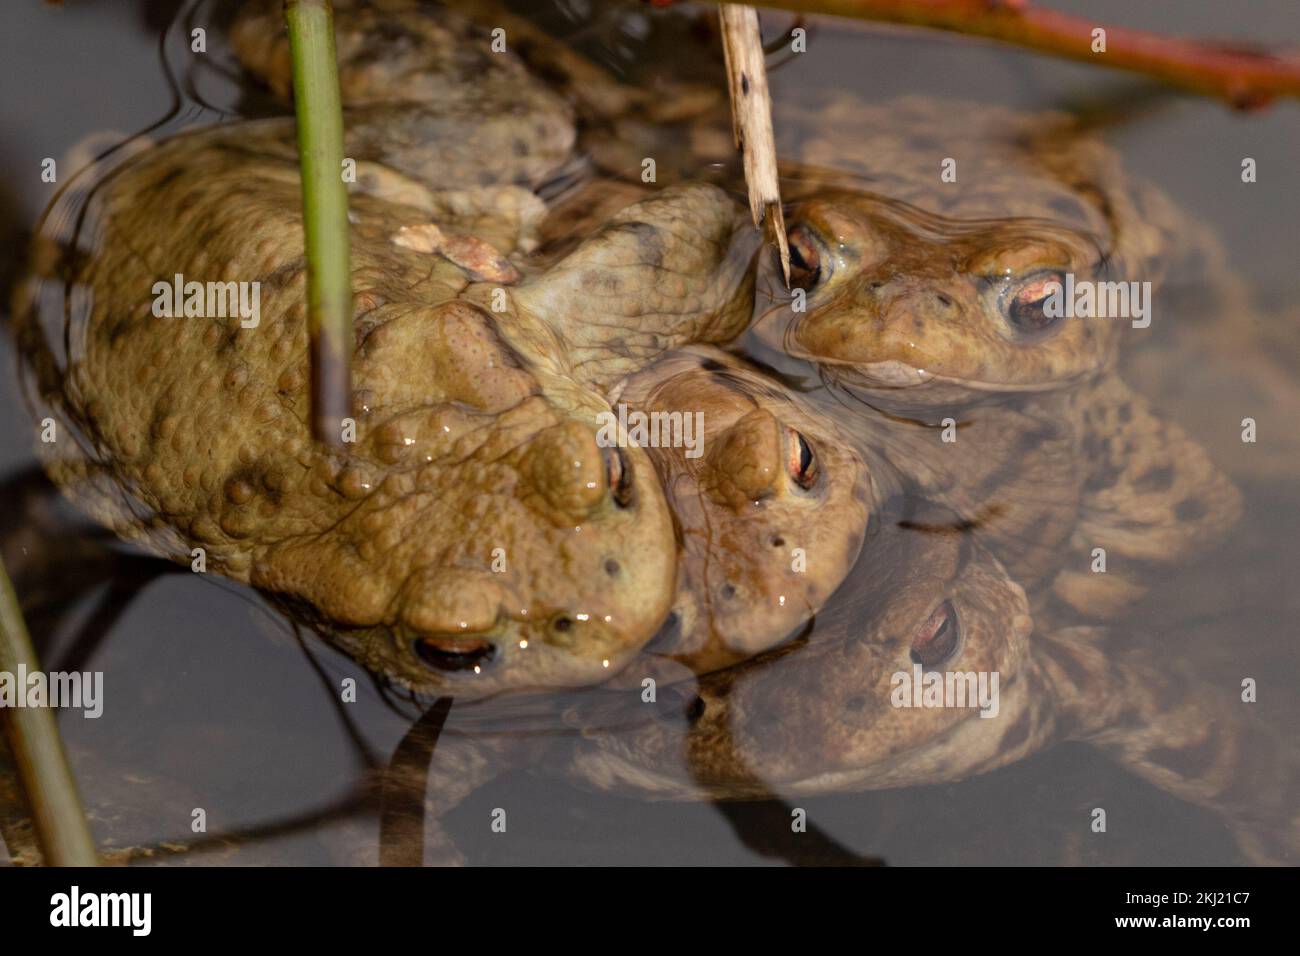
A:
<box><xmin>720</xmin><ymin>5</ymin><xmax>790</xmax><ymax>286</ymax></box>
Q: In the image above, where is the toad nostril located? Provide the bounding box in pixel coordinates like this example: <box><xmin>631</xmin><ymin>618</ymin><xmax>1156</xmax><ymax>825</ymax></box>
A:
<box><xmin>645</xmin><ymin>610</ymin><xmax>681</xmax><ymax>652</ymax></box>
<box><xmin>545</xmin><ymin>612</ymin><xmax>582</xmax><ymax>647</ymax></box>
<box><xmin>604</xmin><ymin>558</ymin><xmax>621</xmax><ymax>576</ymax></box>
<box><xmin>685</xmin><ymin>695</ymin><xmax>706</xmax><ymax>722</ymax></box>
<box><xmin>720</xmin><ymin>583</ymin><xmax>737</xmax><ymax>599</ymax></box>
<box><xmin>770</xmin><ymin>534</ymin><xmax>785</xmax><ymax>548</ymax></box>
<box><xmin>935</xmin><ymin>292</ymin><xmax>954</xmax><ymax>308</ymax></box>
<box><xmin>413</xmin><ymin>637</ymin><xmax>497</xmax><ymax>673</ymax></box>
<box><xmin>653</xmin><ymin>681</ymin><xmax>706</xmax><ymax>725</ymax></box>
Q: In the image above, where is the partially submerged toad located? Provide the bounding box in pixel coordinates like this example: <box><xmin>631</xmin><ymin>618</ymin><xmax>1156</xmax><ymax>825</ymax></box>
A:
<box><xmin>358</xmin><ymin>506</ymin><xmax>1296</xmax><ymax>865</ymax></box>
<box><xmin>11</xmin><ymin>2</ymin><xmax>1244</xmax><ymax>706</ymax></box>
<box><xmin>5</xmin><ymin>0</ymin><xmax>1291</xmax><ymax>868</ymax></box>
<box><xmin>747</xmin><ymin>97</ymin><xmax>1242</xmax><ymax>618</ymax></box>
<box><xmin>14</xmin><ymin>0</ymin><xmax>767</xmax><ymax>698</ymax></box>
<box><xmin>561</xmin><ymin>510</ymin><xmax>1298</xmax><ymax>864</ymax></box>
<box><xmin>17</xmin><ymin>125</ymin><xmax>688</xmax><ymax>698</ymax></box>
<box><xmin>612</xmin><ymin>347</ymin><xmax>873</xmax><ymax>677</ymax></box>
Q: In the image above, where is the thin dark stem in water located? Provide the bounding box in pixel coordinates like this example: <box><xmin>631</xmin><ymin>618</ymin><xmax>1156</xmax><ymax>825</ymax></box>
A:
<box><xmin>102</xmin><ymin>786</ymin><xmax>372</xmax><ymax>864</ymax></box>
<box><xmin>378</xmin><ymin>698</ymin><xmax>454</xmax><ymax>866</ymax></box>
<box><xmin>290</xmin><ymin>624</ymin><xmax>382</xmax><ymax>770</ymax></box>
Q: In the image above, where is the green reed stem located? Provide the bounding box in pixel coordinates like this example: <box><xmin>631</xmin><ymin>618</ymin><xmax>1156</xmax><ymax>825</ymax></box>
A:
<box><xmin>286</xmin><ymin>0</ymin><xmax>353</xmax><ymax>449</ymax></box>
<box><xmin>0</xmin><ymin>555</ymin><xmax>98</xmax><ymax>866</ymax></box>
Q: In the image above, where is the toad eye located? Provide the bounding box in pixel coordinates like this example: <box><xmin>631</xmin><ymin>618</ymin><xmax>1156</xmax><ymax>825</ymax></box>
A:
<box><xmin>1001</xmin><ymin>271</ymin><xmax>1066</xmax><ymax>334</ymax></box>
<box><xmin>604</xmin><ymin>446</ymin><xmax>634</xmax><ymax>508</ymax></box>
<box><xmin>785</xmin><ymin>427</ymin><xmax>819</xmax><ymax>490</ymax></box>
<box><xmin>413</xmin><ymin>637</ymin><xmax>497</xmax><ymax>673</ymax></box>
<box><xmin>910</xmin><ymin>600</ymin><xmax>961</xmax><ymax>669</ymax></box>
<box><xmin>786</xmin><ymin>223</ymin><xmax>824</xmax><ymax>291</ymax></box>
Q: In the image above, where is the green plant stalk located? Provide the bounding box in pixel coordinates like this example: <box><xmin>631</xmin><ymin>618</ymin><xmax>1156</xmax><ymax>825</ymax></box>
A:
<box><xmin>0</xmin><ymin>556</ymin><xmax>98</xmax><ymax>866</ymax></box>
<box><xmin>286</xmin><ymin>0</ymin><xmax>353</xmax><ymax>449</ymax></box>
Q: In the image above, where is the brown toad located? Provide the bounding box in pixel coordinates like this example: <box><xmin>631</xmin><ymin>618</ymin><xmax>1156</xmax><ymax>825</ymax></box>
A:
<box><xmin>15</xmin><ymin>0</ymin><xmax>771</xmax><ymax>697</ymax></box>
<box><xmin>17</xmin><ymin>124</ymin><xmax>681</xmax><ymax>699</ymax></box>
<box><xmin>368</xmin><ymin>507</ymin><xmax>1297</xmax><ymax>865</ymax></box>
<box><xmin>610</xmin><ymin>347</ymin><xmax>873</xmax><ymax>678</ymax></box>
<box><xmin>558</xmin><ymin>510</ymin><xmax>1299</xmax><ymax>864</ymax></box>
<box><xmin>746</xmin><ymin>97</ymin><xmax>1242</xmax><ymax>619</ymax></box>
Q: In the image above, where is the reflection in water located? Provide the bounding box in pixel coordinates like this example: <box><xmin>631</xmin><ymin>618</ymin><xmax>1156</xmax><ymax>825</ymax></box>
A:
<box><xmin>2</xmin><ymin>0</ymin><xmax>1298</xmax><ymax>866</ymax></box>
<box><xmin>0</xmin><ymin>410</ymin><xmax>1296</xmax><ymax>864</ymax></box>
<box><xmin>378</xmin><ymin>698</ymin><xmax>452</xmax><ymax>867</ymax></box>
<box><xmin>1</xmin><ymin>472</ymin><xmax>879</xmax><ymax>867</ymax></box>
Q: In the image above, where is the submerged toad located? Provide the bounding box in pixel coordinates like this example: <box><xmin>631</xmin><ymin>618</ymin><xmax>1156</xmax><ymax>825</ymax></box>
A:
<box><xmin>560</xmin><ymin>510</ymin><xmax>1298</xmax><ymax>864</ymax></box>
<box><xmin>366</xmin><ymin>506</ymin><xmax>1296</xmax><ymax>865</ymax></box>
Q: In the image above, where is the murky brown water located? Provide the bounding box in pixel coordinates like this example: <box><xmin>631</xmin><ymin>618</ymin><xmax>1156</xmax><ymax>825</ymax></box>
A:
<box><xmin>1</xmin><ymin>0</ymin><xmax>1298</xmax><ymax>865</ymax></box>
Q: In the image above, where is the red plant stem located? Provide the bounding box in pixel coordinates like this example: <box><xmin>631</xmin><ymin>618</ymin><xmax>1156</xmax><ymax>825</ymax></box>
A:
<box><xmin>701</xmin><ymin>0</ymin><xmax>1300</xmax><ymax>107</ymax></box>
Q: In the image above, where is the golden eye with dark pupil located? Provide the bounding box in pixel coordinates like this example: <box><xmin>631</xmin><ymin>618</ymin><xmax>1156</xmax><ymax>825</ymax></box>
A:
<box><xmin>786</xmin><ymin>427</ymin><xmax>819</xmax><ymax>490</ymax></box>
<box><xmin>1005</xmin><ymin>272</ymin><xmax>1065</xmax><ymax>333</ymax></box>
<box><xmin>910</xmin><ymin>600</ymin><xmax>960</xmax><ymax>669</ymax></box>
<box><xmin>786</xmin><ymin>225</ymin><xmax>822</xmax><ymax>290</ymax></box>
<box><xmin>605</xmin><ymin>446</ymin><xmax>634</xmax><ymax>507</ymax></box>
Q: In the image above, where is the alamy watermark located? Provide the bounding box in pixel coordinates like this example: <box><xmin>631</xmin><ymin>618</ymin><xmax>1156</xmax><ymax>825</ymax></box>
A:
<box><xmin>50</xmin><ymin>886</ymin><xmax>150</xmax><ymax>936</ymax></box>
<box><xmin>595</xmin><ymin>403</ymin><xmax>704</xmax><ymax>459</ymax></box>
<box><xmin>152</xmin><ymin>273</ymin><xmax>261</xmax><ymax>328</ymax></box>
<box><xmin>890</xmin><ymin>664</ymin><xmax>1000</xmax><ymax>718</ymax></box>
<box><xmin>0</xmin><ymin>665</ymin><xmax>103</xmax><ymax>718</ymax></box>
<box><xmin>1042</xmin><ymin>274</ymin><xmax>1151</xmax><ymax>329</ymax></box>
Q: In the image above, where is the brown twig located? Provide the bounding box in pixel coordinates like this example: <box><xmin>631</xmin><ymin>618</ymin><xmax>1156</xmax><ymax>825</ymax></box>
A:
<box><xmin>729</xmin><ymin>0</ymin><xmax>1300</xmax><ymax>108</ymax></box>
<box><xmin>720</xmin><ymin>5</ymin><xmax>790</xmax><ymax>286</ymax></box>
